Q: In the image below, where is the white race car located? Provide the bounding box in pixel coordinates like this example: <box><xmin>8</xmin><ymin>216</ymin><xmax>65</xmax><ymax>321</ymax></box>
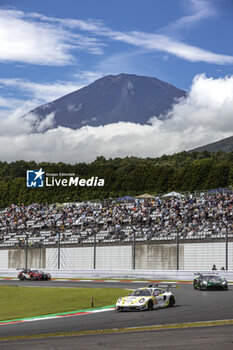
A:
<box><xmin>115</xmin><ymin>284</ymin><xmax>176</xmax><ymax>311</ymax></box>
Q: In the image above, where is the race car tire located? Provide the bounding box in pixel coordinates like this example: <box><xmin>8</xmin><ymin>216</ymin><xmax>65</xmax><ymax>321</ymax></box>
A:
<box><xmin>169</xmin><ymin>295</ymin><xmax>175</xmax><ymax>306</ymax></box>
<box><xmin>31</xmin><ymin>276</ymin><xmax>37</xmax><ymax>281</ymax></box>
<box><xmin>116</xmin><ymin>308</ymin><xmax>122</xmax><ymax>312</ymax></box>
<box><xmin>19</xmin><ymin>276</ymin><xmax>25</xmax><ymax>281</ymax></box>
<box><xmin>147</xmin><ymin>299</ymin><xmax>154</xmax><ymax>310</ymax></box>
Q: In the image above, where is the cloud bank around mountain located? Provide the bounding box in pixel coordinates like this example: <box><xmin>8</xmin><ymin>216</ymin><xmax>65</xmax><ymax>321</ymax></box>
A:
<box><xmin>0</xmin><ymin>74</ymin><xmax>232</xmax><ymax>163</ymax></box>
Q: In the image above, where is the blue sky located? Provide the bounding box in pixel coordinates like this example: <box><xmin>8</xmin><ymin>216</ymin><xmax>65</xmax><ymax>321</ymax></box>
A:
<box><xmin>0</xmin><ymin>0</ymin><xmax>233</xmax><ymax>162</ymax></box>
<box><xmin>1</xmin><ymin>0</ymin><xmax>233</xmax><ymax>105</ymax></box>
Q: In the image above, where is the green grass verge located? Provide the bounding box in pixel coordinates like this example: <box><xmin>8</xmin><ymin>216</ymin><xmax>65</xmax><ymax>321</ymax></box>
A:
<box><xmin>0</xmin><ymin>286</ymin><xmax>126</xmax><ymax>321</ymax></box>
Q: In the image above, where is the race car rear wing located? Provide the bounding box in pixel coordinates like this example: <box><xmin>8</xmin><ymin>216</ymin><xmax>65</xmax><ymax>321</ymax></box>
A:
<box><xmin>149</xmin><ymin>283</ymin><xmax>179</xmax><ymax>291</ymax></box>
<box><xmin>194</xmin><ymin>272</ymin><xmax>220</xmax><ymax>276</ymax></box>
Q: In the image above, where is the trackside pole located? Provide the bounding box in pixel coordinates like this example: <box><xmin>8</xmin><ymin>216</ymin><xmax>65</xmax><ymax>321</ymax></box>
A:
<box><xmin>93</xmin><ymin>232</ymin><xmax>96</xmax><ymax>270</ymax></box>
<box><xmin>225</xmin><ymin>222</ymin><xmax>228</xmax><ymax>270</ymax></box>
<box><xmin>176</xmin><ymin>229</ymin><xmax>179</xmax><ymax>271</ymax></box>
<box><xmin>25</xmin><ymin>233</ymin><xmax>28</xmax><ymax>269</ymax></box>
<box><xmin>132</xmin><ymin>228</ymin><xmax>136</xmax><ymax>269</ymax></box>
<box><xmin>58</xmin><ymin>231</ymin><xmax>60</xmax><ymax>269</ymax></box>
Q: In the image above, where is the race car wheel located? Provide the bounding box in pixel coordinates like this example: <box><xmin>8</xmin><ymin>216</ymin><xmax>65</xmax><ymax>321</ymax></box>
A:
<box><xmin>147</xmin><ymin>299</ymin><xmax>154</xmax><ymax>310</ymax></box>
<box><xmin>116</xmin><ymin>307</ymin><xmax>123</xmax><ymax>312</ymax></box>
<box><xmin>19</xmin><ymin>276</ymin><xmax>25</xmax><ymax>281</ymax></box>
<box><xmin>199</xmin><ymin>286</ymin><xmax>205</xmax><ymax>291</ymax></box>
<box><xmin>169</xmin><ymin>295</ymin><xmax>175</xmax><ymax>306</ymax></box>
<box><xmin>31</xmin><ymin>276</ymin><xmax>37</xmax><ymax>281</ymax></box>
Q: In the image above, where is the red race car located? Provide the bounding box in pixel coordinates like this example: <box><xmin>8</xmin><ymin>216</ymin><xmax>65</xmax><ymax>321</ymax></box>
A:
<box><xmin>18</xmin><ymin>269</ymin><xmax>51</xmax><ymax>281</ymax></box>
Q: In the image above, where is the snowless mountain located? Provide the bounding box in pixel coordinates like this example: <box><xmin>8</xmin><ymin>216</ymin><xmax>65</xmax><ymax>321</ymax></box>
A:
<box><xmin>26</xmin><ymin>73</ymin><xmax>186</xmax><ymax>129</ymax></box>
<box><xmin>191</xmin><ymin>135</ymin><xmax>233</xmax><ymax>153</ymax></box>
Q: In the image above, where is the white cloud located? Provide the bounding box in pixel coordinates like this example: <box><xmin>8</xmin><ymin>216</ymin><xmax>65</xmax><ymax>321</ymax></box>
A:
<box><xmin>0</xmin><ymin>70</ymin><xmax>102</xmax><ymax>106</ymax></box>
<box><xmin>44</xmin><ymin>3</ymin><xmax>233</xmax><ymax>66</ymax></box>
<box><xmin>0</xmin><ymin>78</ymin><xmax>84</xmax><ymax>103</ymax></box>
<box><xmin>0</xmin><ymin>9</ymin><xmax>103</xmax><ymax>66</ymax></box>
<box><xmin>107</xmin><ymin>31</ymin><xmax>233</xmax><ymax>65</ymax></box>
<box><xmin>0</xmin><ymin>6</ymin><xmax>232</xmax><ymax>67</ymax></box>
<box><xmin>0</xmin><ymin>74</ymin><xmax>232</xmax><ymax>163</ymax></box>
<box><xmin>55</xmin><ymin>9</ymin><xmax>233</xmax><ymax>65</ymax></box>
<box><xmin>31</xmin><ymin>112</ymin><xmax>55</xmax><ymax>133</ymax></box>
<box><xmin>73</xmin><ymin>71</ymin><xmax>103</xmax><ymax>84</ymax></box>
<box><xmin>0</xmin><ymin>100</ymin><xmax>55</xmax><ymax>136</ymax></box>
<box><xmin>167</xmin><ymin>0</ymin><xmax>216</xmax><ymax>30</ymax></box>
<box><xmin>0</xmin><ymin>96</ymin><xmax>24</xmax><ymax>109</ymax></box>
<box><xmin>95</xmin><ymin>50</ymin><xmax>145</xmax><ymax>75</ymax></box>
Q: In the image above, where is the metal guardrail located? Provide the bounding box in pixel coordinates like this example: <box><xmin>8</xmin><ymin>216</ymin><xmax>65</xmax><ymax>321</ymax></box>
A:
<box><xmin>1</xmin><ymin>269</ymin><xmax>233</xmax><ymax>281</ymax></box>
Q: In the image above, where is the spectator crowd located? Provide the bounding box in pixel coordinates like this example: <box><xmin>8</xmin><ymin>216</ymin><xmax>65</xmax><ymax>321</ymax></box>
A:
<box><xmin>0</xmin><ymin>193</ymin><xmax>232</xmax><ymax>247</ymax></box>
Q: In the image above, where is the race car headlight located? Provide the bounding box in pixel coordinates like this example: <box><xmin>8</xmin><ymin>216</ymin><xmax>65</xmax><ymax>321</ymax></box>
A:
<box><xmin>139</xmin><ymin>298</ymin><xmax>145</xmax><ymax>303</ymax></box>
<box><xmin>202</xmin><ymin>281</ymin><xmax>207</xmax><ymax>285</ymax></box>
<box><xmin>222</xmin><ymin>280</ymin><xmax>227</xmax><ymax>285</ymax></box>
<box><xmin>117</xmin><ymin>298</ymin><xmax>122</xmax><ymax>303</ymax></box>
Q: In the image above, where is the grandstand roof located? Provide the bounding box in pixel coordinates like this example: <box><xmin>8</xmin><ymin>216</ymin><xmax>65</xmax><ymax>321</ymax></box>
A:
<box><xmin>162</xmin><ymin>191</ymin><xmax>184</xmax><ymax>198</ymax></box>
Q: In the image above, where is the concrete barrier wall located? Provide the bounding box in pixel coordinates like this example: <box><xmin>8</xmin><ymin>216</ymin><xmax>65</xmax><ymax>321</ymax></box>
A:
<box><xmin>46</xmin><ymin>245</ymin><xmax>132</xmax><ymax>270</ymax></box>
<box><xmin>1</xmin><ymin>268</ymin><xmax>233</xmax><ymax>281</ymax></box>
<box><xmin>1</xmin><ymin>241</ymin><xmax>233</xmax><ymax>271</ymax></box>
<box><xmin>183</xmin><ymin>242</ymin><xmax>233</xmax><ymax>270</ymax></box>
<box><xmin>0</xmin><ymin>250</ymin><xmax>8</xmax><ymax>269</ymax></box>
<box><xmin>96</xmin><ymin>246</ymin><xmax>132</xmax><ymax>269</ymax></box>
<box><xmin>8</xmin><ymin>248</ymin><xmax>46</xmax><ymax>269</ymax></box>
<box><xmin>136</xmin><ymin>244</ymin><xmax>182</xmax><ymax>270</ymax></box>
<box><xmin>46</xmin><ymin>247</ymin><xmax>94</xmax><ymax>270</ymax></box>
<box><xmin>134</xmin><ymin>242</ymin><xmax>233</xmax><ymax>270</ymax></box>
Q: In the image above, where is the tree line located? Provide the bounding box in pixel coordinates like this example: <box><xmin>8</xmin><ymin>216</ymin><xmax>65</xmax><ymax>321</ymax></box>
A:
<box><xmin>0</xmin><ymin>150</ymin><xmax>232</xmax><ymax>208</ymax></box>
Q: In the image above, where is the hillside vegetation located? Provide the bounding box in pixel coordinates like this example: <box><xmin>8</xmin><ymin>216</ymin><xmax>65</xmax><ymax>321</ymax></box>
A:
<box><xmin>0</xmin><ymin>150</ymin><xmax>232</xmax><ymax>207</ymax></box>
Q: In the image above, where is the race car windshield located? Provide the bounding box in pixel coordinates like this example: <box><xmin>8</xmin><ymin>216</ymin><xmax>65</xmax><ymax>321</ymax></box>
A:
<box><xmin>131</xmin><ymin>290</ymin><xmax>151</xmax><ymax>296</ymax></box>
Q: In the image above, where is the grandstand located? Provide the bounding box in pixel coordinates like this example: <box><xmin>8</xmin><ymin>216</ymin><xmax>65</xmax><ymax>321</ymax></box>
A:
<box><xmin>0</xmin><ymin>193</ymin><xmax>232</xmax><ymax>248</ymax></box>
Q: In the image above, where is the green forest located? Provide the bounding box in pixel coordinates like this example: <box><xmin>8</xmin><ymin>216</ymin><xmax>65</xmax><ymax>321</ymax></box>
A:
<box><xmin>0</xmin><ymin>150</ymin><xmax>232</xmax><ymax>208</ymax></box>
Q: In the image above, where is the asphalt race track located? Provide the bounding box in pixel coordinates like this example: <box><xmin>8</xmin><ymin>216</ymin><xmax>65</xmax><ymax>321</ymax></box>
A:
<box><xmin>1</xmin><ymin>325</ymin><xmax>233</xmax><ymax>350</ymax></box>
<box><xmin>0</xmin><ymin>279</ymin><xmax>150</xmax><ymax>289</ymax></box>
<box><xmin>1</xmin><ymin>280</ymin><xmax>233</xmax><ymax>340</ymax></box>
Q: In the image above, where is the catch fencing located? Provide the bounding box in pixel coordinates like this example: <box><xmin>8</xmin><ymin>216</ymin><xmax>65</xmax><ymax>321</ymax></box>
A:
<box><xmin>1</xmin><ymin>238</ymin><xmax>233</xmax><ymax>272</ymax></box>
